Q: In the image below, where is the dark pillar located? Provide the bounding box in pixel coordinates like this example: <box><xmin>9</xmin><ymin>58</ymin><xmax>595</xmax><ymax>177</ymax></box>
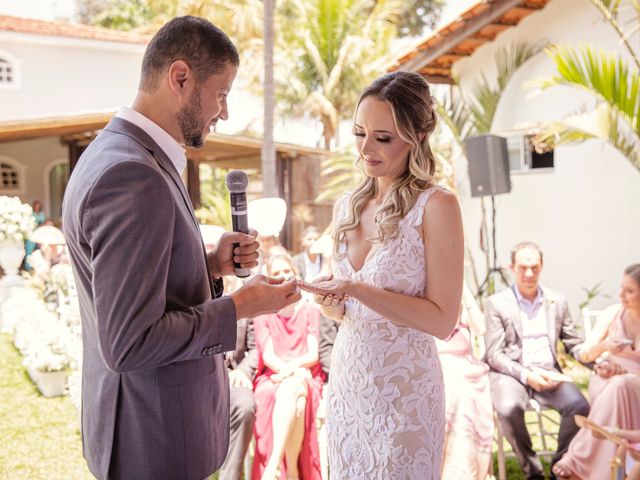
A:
<box><xmin>186</xmin><ymin>158</ymin><xmax>201</xmax><ymax>209</ymax></box>
<box><xmin>276</xmin><ymin>154</ymin><xmax>293</xmax><ymax>250</ymax></box>
<box><xmin>68</xmin><ymin>140</ymin><xmax>88</xmax><ymax>175</ymax></box>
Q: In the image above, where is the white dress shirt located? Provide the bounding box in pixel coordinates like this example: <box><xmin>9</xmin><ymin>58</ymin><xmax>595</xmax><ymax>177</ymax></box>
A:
<box><xmin>116</xmin><ymin>106</ymin><xmax>187</xmax><ymax>176</ymax></box>
<box><xmin>302</xmin><ymin>251</ymin><xmax>322</xmax><ymax>282</ymax></box>
<box><xmin>514</xmin><ymin>287</ymin><xmax>555</xmax><ymax>383</ymax></box>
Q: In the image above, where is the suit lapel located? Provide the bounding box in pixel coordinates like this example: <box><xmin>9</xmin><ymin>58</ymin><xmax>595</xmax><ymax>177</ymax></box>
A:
<box><xmin>542</xmin><ymin>288</ymin><xmax>558</xmax><ymax>355</ymax></box>
<box><xmin>105</xmin><ymin>117</ymin><xmax>200</xmax><ymax>229</ymax></box>
<box><xmin>105</xmin><ymin>117</ymin><xmax>215</xmax><ymax>298</ymax></box>
<box><xmin>508</xmin><ymin>286</ymin><xmax>524</xmax><ymax>339</ymax></box>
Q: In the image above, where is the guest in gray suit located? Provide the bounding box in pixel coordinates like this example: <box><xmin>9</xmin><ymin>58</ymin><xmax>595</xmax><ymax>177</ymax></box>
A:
<box><xmin>219</xmin><ymin>317</ymin><xmax>258</xmax><ymax>480</ymax></box>
<box><xmin>62</xmin><ymin>17</ymin><xmax>300</xmax><ymax>480</ymax></box>
<box><xmin>484</xmin><ymin>241</ymin><xmax>589</xmax><ymax>480</ymax></box>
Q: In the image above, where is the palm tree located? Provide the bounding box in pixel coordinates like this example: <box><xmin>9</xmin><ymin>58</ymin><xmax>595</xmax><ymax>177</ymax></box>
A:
<box><xmin>262</xmin><ymin>0</ymin><xmax>277</xmax><ymax>198</ymax></box>
<box><xmin>278</xmin><ymin>0</ymin><xmax>378</xmax><ymax>149</ymax></box>
<box><xmin>532</xmin><ymin>0</ymin><xmax>640</xmax><ymax>170</ymax></box>
<box><xmin>437</xmin><ymin>41</ymin><xmax>545</xmax><ymax>150</ymax></box>
<box><xmin>435</xmin><ymin>41</ymin><xmax>544</xmax><ymax>296</ymax></box>
<box><xmin>274</xmin><ymin>0</ymin><xmax>442</xmax><ymax>150</ymax></box>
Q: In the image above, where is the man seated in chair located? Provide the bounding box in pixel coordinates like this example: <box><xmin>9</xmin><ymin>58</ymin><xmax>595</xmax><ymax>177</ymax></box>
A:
<box><xmin>484</xmin><ymin>241</ymin><xmax>590</xmax><ymax>480</ymax></box>
<box><xmin>218</xmin><ymin>277</ymin><xmax>259</xmax><ymax>480</ymax></box>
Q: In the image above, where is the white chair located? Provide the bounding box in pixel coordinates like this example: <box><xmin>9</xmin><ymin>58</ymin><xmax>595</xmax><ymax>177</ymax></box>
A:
<box><xmin>580</xmin><ymin>307</ymin><xmax>603</xmax><ymax>339</ymax></box>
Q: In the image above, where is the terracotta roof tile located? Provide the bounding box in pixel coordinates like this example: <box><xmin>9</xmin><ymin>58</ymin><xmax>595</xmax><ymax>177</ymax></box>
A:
<box><xmin>0</xmin><ymin>14</ymin><xmax>150</xmax><ymax>45</ymax></box>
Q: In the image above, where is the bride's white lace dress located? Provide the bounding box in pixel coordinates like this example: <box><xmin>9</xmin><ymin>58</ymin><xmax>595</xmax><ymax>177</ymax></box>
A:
<box><xmin>327</xmin><ymin>188</ymin><xmax>445</xmax><ymax>480</ymax></box>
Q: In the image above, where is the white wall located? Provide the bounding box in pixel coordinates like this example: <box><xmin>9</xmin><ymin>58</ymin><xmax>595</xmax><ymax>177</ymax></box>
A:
<box><xmin>0</xmin><ymin>30</ymin><xmax>324</xmax><ymax>147</ymax></box>
<box><xmin>0</xmin><ymin>137</ymin><xmax>67</xmax><ymax>218</ymax></box>
<box><xmin>451</xmin><ymin>0</ymin><xmax>640</xmax><ymax>316</ymax></box>
<box><xmin>0</xmin><ymin>32</ymin><xmax>144</xmax><ymax>120</ymax></box>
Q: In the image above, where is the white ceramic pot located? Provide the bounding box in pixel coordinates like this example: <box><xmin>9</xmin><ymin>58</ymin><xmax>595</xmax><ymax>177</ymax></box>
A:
<box><xmin>27</xmin><ymin>368</ymin><xmax>69</xmax><ymax>398</ymax></box>
<box><xmin>0</xmin><ymin>239</ymin><xmax>25</xmax><ymax>276</ymax></box>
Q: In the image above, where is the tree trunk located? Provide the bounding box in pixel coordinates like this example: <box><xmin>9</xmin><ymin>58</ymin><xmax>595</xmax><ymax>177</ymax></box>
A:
<box><xmin>261</xmin><ymin>0</ymin><xmax>277</xmax><ymax>197</ymax></box>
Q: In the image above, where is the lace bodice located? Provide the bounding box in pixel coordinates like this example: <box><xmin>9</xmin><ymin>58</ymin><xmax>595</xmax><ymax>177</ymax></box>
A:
<box><xmin>327</xmin><ymin>187</ymin><xmax>445</xmax><ymax>479</ymax></box>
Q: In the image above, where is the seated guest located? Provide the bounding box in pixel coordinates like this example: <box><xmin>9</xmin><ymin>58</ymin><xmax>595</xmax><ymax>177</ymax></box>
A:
<box><xmin>252</xmin><ymin>254</ymin><xmax>325</xmax><ymax>480</ymax></box>
<box><xmin>571</xmin><ymin>416</ymin><xmax>640</xmax><ymax>480</ymax></box>
<box><xmin>293</xmin><ymin>226</ymin><xmax>326</xmax><ymax>282</ymax></box>
<box><xmin>219</xmin><ymin>316</ymin><xmax>257</xmax><ymax>480</ymax></box>
<box><xmin>200</xmin><ymin>243</ymin><xmax>257</xmax><ymax>480</ymax></box>
<box><xmin>435</xmin><ymin>284</ymin><xmax>494</xmax><ymax>480</ymax></box>
<box><xmin>553</xmin><ymin>264</ymin><xmax>640</xmax><ymax>479</ymax></box>
<box><xmin>484</xmin><ymin>242</ymin><xmax>589</xmax><ymax>480</ymax></box>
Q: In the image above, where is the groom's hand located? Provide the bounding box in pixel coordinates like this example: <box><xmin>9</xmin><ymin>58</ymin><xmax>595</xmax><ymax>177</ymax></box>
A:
<box><xmin>208</xmin><ymin>228</ymin><xmax>260</xmax><ymax>277</ymax></box>
<box><xmin>230</xmin><ymin>275</ymin><xmax>301</xmax><ymax>318</ymax></box>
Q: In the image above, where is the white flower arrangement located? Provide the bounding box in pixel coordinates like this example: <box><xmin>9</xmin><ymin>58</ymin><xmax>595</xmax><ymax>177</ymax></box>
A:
<box><xmin>3</xmin><ymin>286</ymin><xmax>74</xmax><ymax>373</ymax></box>
<box><xmin>0</xmin><ymin>196</ymin><xmax>36</xmax><ymax>243</ymax></box>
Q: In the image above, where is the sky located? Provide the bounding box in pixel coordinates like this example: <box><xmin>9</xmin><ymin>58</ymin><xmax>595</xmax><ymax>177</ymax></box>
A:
<box><xmin>0</xmin><ymin>0</ymin><xmax>76</xmax><ymax>20</ymax></box>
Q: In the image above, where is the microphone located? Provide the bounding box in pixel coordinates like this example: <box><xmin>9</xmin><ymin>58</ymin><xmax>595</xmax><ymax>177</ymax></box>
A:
<box><xmin>225</xmin><ymin>170</ymin><xmax>251</xmax><ymax>278</ymax></box>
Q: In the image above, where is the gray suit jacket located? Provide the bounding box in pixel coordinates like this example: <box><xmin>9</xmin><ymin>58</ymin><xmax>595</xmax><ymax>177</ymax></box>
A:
<box><xmin>62</xmin><ymin>117</ymin><xmax>238</xmax><ymax>480</ymax></box>
<box><xmin>226</xmin><ymin>318</ymin><xmax>258</xmax><ymax>381</ymax></box>
<box><xmin>483</xmin><ymin>285</ymin><xmax>583</xmax><ymax>382</ymax></box>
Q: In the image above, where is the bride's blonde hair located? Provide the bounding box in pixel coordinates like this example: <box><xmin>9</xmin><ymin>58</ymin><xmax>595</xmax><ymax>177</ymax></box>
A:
<box><xmin>334</xmin><ymin>71</ymin><xmax>438</xmax><ymax>255</ymax></box>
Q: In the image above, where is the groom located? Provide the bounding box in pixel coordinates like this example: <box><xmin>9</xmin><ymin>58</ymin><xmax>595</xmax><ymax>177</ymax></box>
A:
<box><xmin>63</xmin><ymin>17</ymin><xmax>300</xmax><ymax>480</ymax></box>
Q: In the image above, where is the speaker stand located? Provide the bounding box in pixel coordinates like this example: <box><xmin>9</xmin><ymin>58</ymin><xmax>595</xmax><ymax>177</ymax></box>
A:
<box><xmin>477</xmin><ymin>195</ymin><xmax>508</xmax><ymax>298</ymax></box>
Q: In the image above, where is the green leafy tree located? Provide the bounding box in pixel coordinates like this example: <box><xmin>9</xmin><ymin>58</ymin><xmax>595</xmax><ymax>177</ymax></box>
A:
<box><xmin>195</xmin><ymin>164</ymin><xmax>231</xmax><ymax>229</ymax></box>
<box><xmin>275</xmin><ymin>0</ymin><xmax>441</xmax><ymax>150</ymax></box>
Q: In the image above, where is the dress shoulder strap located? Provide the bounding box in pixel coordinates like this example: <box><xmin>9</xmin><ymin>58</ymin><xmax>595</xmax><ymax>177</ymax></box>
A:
<box><xmin>407</xmin><ymin>185</ymin><xmax>447</xmax><ymax>228</ymax></box>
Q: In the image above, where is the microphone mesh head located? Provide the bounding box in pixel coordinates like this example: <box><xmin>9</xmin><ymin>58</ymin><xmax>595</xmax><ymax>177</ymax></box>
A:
<box><xmin>225</xmin><ymin>170</ymin><xmax>248</xmax><ymax>193</ymax></box>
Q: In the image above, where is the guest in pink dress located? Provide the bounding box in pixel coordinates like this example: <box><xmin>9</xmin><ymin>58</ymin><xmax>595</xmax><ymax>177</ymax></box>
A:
<box><xmin>553</xmin><ymin>264</ymin><xmax>640</xmax><ymax>479</ymax></box>
<box><xmin>252</xmin><ymin>253</ymin><xmax>325</xmax><ymax>480</ymax></box>
<box><xmin>435</xmin><ymin>285</ymin><xmax>494</xmax><ymax>479</ymax></box>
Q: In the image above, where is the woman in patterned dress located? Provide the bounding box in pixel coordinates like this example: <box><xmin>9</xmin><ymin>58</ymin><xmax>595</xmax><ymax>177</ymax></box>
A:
<box><xmin>299</xmin><ymin>71</ymin><xmax>464</xmax><ymax>479</ymax></box>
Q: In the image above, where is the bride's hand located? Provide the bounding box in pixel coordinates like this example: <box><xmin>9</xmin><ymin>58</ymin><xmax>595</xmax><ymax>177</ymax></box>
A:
<box><xmin>298</xmin><ymin>275</ymin><xmax>352</xmax><ymax>307</ymax></box>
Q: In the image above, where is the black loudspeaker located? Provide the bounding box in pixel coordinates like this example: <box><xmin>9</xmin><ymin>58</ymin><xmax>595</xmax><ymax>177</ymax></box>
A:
<box><xmin>465</xmin><ymin>134</ymin><xmax>511</xmax><ymax>198</ymax></box>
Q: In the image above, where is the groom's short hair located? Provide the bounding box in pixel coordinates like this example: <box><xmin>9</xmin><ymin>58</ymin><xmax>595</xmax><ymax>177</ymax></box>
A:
<box><xmin>139</xmin><ymin>15</ymin><xmax>239</xmax><ymax>92</ymax></box>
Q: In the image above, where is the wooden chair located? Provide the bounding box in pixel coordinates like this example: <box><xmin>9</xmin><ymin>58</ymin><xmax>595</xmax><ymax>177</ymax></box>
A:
<box><xmin>495</xmin><ymin>398</ymin><xmax>561</xmax><ymax>480</ymax></box>
<box><xmin>575</xmin><ymin>415</ymin><xmax>640</xmax><ymax>480</ymax></box>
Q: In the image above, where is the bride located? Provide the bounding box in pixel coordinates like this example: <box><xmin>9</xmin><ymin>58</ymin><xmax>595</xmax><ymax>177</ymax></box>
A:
<box><xmin>299</xmin><ymin>71</ymin><xmax>464</xmax><ymax>479</ymax></box>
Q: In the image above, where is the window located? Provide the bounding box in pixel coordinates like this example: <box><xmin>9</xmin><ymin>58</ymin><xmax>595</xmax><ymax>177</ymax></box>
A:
<box><xmin>0</xmin><ymin>58</ymin><xmax>14</xmax><ymax>84</ymax></box>
<box><xmin>0</xmin><ymin>50</ymin><xmax>20</xmax><ymax>90</ymax></box>
<box><xmin>506</xmin><ymin>134</ymin><xmax>554</xmax><ymax>173</ymax></box>
<box><xmin>0</xmin><ymin>162</ymin><xmax>19</xmax><ymax>189</ymax></box>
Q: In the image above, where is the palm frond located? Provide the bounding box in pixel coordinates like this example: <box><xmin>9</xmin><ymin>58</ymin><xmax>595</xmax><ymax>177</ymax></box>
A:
<box><xmin>589</xmin><ymin>0</ymin><xmax>640</xmax><ymax>68</ymax></box>
<box><xmin>533</xmin><ymin>104</ymin><xmax>640</xmax><ymax>169</ymax></box>
<box><xmin>468</xmin><ymin>75</ymin><xmax>498</xmax><ymax>134</ymax></box>
<box><xmin>435</xmin><ymin>95</ymin><xmax>469</xmax><ymax>151</ymax></box>
<box><xmin>495</xmin><ymin>41</ymin><xmax>547</xmax><ymax>90</ymax></box>
<box><xmin>466</xmin><ymin>40</ymin><xmax>544</xmax><ymax>134</ymax></box>
<box><xmin>537</xmin><ymin>44</ymin><xmax>640</xmax><ymax>135</ymax></box>
<box><xmin>316</xmin><ymin>149</ymin><xmax>362</xmax><ymax>201</ymax></box>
